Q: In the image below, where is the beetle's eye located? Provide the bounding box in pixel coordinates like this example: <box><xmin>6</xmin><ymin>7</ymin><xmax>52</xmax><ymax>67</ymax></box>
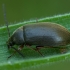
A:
<box><xmin>9</xmin><ymin>42</ymin><xmax>13</xmax><ymax>46</ymax></box>
<box><xmin>9</xmin><ymin>41</ymin><xmax>15</xmax><ymax>46</ymax></box>
<box><xmin>7</xmin><ymin>41</ymin><xmax>15</xmax><ymax>49</ymax></box>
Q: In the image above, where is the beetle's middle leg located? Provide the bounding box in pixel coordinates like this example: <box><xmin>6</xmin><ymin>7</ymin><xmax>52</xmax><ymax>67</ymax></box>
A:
<box><xmin>35</xmin><ymin>46</ymin><xmax>44</xmax><ymax>56</ymax></box>
<box><xmin>27</xmin><ymin>45</ymin><xmax>44</xmax><ymax>56</ymax></box>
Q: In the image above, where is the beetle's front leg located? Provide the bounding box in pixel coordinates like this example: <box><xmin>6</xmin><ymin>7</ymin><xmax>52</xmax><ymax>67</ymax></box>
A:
<box><xmin>8</xmin><ymin>45</ymin><xmax>24</xmax><ymax>59</ymax></box>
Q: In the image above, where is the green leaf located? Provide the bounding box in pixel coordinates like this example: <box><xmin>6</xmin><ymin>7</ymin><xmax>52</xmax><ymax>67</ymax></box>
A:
<box><xmin>0</xmin><ymin>13</ymin><xmax>70</xmax><ymax>70</ymax></box>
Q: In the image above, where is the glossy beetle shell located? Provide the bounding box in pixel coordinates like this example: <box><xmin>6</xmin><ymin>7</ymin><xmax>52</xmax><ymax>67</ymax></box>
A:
<box><xmin>24</xmin><ymin>22</ymin><xmax>70</xmax><ymax>47</ymax></box>
<box><xmin>7</xmin><ymin>22</ymin><xmax>70</xmax><ymax>48</ymax></box>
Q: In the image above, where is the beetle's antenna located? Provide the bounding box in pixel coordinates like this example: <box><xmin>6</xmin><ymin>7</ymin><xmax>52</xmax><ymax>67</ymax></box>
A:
<box><xmin>2</xmin><ymin>4</ymin><xmax>10</xmax><ymax>37</ymax></box>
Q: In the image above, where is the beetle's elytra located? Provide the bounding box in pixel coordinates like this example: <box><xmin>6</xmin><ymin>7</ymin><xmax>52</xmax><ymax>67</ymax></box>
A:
<box><xmin>7</xmin><ymin>22</ymin><xmax>70</xmax><ymax>57</ymax></box>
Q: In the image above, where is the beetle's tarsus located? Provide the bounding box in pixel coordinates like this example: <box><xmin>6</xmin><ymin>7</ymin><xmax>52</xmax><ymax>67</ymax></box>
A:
<box><xmin>7</xmin><ymin>51</ymin><xmax>16</xmax><ymax>60</ymax></box>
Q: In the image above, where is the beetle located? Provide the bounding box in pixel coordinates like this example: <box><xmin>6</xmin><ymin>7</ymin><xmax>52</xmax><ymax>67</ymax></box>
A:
<box><xmin>6</xmin><ymin>22</ymin><xmax>70</xmax><ymax>57</ymax></box>
<box><xmin>3</xmin><ymin>4</ymin><xmax>70</xmax><ymax>58</ymax></box>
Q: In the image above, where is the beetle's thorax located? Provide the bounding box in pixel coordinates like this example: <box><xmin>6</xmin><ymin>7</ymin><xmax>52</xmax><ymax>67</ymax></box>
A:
<box><xmin>7</xmin><ymin>26</ymin><xmax>25</xmax><ymax>48</ymax></box>
<box><xmin>12</xmin><ymin>26</ymin><xmax>25</xmax><ymax>45</ymax></box>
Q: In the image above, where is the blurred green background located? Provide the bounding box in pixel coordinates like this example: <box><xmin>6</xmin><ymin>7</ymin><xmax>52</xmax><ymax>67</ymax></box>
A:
<box><xmin>0</xmin><ymin>0</ymin><xmax>70</xmax><ymax>26</ymax></box>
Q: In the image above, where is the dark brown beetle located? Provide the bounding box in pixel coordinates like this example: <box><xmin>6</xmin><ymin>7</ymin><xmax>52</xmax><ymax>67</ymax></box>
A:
<box><xmin>7</xmin><ymin>22</ymin><xmax>70</xmax><ymax>57</ymax></box>
<box><xmin>3</xmin><ymin>4</ymin><xmax>70</xmax><ymax>58</ymax></box>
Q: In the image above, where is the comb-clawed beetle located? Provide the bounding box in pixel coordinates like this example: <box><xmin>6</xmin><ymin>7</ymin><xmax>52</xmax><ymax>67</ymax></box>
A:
<box><xmin>7</xmin><ymin>22</ymin><xmax>70</xmax><ymax>57</ymax></box>
<box><xmin>3</xmin><ymin>4</ymin><xmax>70</xmax><ymax>58</ymax></box>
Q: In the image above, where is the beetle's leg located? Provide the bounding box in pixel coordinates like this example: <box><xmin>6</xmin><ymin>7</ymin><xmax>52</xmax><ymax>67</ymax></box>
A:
<box><xmin>7</xmin><ymin>51</ymin><xmax>16</xmax><ymax>60</ymax></box>
<box><xmin>35</xmin><ymin>46</ymin><xmax>44</xmax><ymax>56</ymax></box>
<box><xmin>59</xmin><ymin>48</ymin><xmax>67</xmax><ymax>54</ymax></box>
<box><xmin>8</xmin><ymin>45</ymin><xmax>24</xmax><ymax>59</ymax></box>
<box><xmin>27</xmin><ymin>45</ymin><xmax>44</xmax><ymax>56</ymax></box>
<box><xmin>18</xmin><ymin>45</ymin><xmax>24</xmax><ymax>50</ymax></box>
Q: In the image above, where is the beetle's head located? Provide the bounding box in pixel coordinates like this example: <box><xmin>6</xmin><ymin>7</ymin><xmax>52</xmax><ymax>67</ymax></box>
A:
<box><xmin>6</xmin><ymin>35</ymin><xmax>24</xmax><ymax>58</ymax></box>
<box><xmin>6</xmin><ymin>36</ymin><xmax>15</xmax><ymax>49</ymax></box>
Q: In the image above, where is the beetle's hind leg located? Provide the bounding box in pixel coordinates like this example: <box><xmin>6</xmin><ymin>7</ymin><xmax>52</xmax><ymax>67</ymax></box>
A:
<box><xmin>59</xmin><ymin>47</ymin><xmax>68</xmax><ymax>54</ymax></box>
